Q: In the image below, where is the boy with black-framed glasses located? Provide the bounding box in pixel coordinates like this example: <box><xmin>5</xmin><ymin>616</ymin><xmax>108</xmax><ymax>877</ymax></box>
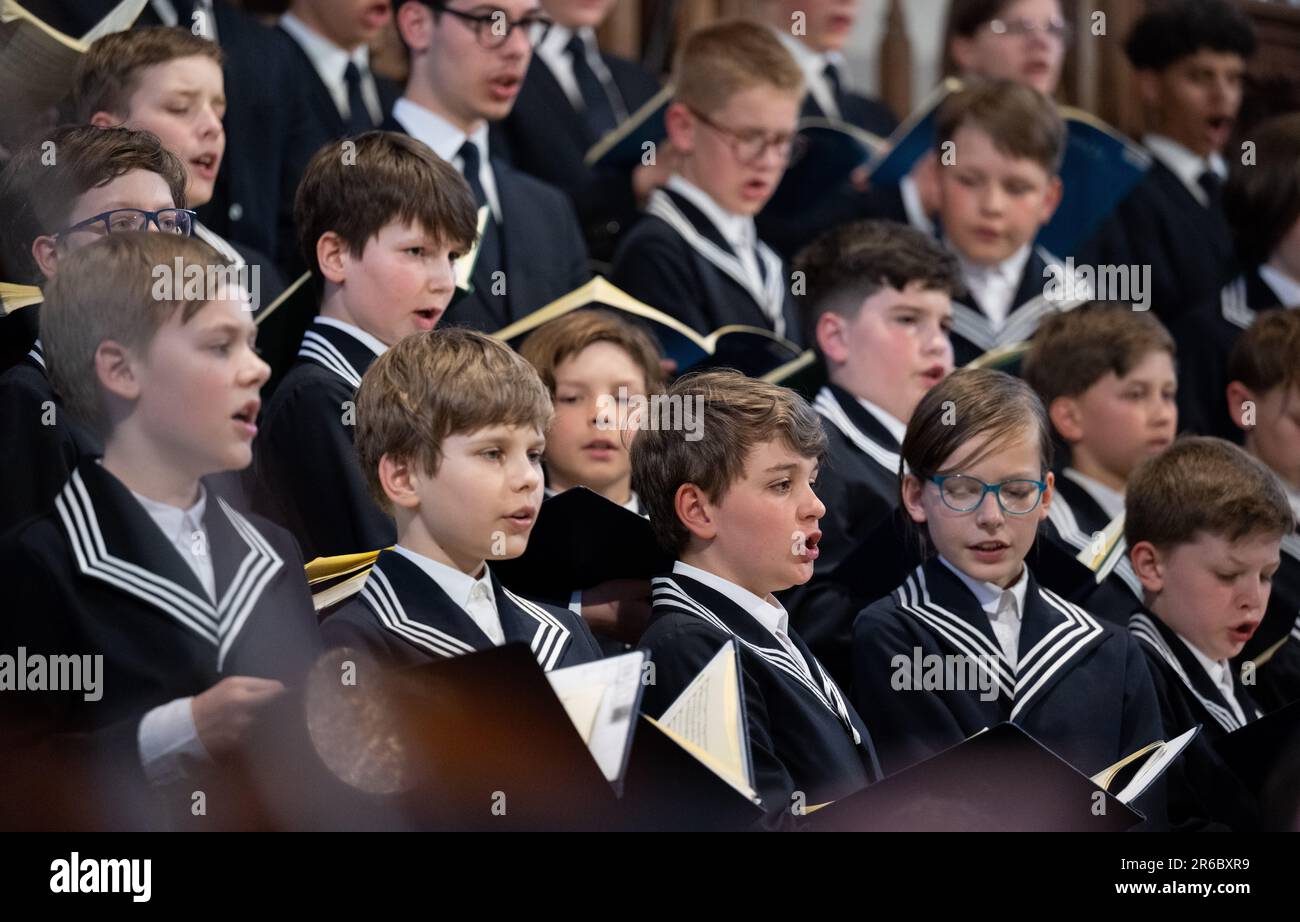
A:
<box><xmin>609</xmin><ymin>20</ymin><xmax>806</xmax><ymax>346</ymax></box>
<box><xmin>0</xmin><ymin>124</ymin><xmax>190</xmax><ymax>533</ymax></box>
<box><xmin>386</xmin><ymin>0</ymin><xmax>590</xmax><ymax>333</ymax></box>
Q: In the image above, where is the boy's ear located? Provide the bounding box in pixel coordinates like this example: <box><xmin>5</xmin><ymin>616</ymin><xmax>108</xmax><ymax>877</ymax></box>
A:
<box><xmin>674</xmin><ymin>482</ymin><xmax>717</xmax><ymax>541</ymax></box>
<box><xmin>1129</xmin><ymin>539</ymin><xmax>1165</xmax><ymax>595</ymax></box>
<box><xmin>396</xmin><ymin>0</ymin><xmax>434</xmax><ymax>53</ymax></box>
<box><xmin>1038</xmin><ymin>175</ymin><xmax>1064</xmax><ymax>224</ymax></box>
<box><xmin>1225</xmin><ymin>380</ymin><xmax>1255</xmax><ymax>432</ymax></box>
<box><xmin>1038</xmin><ymin>469</ymin><xmax>1054</xmax><ymax>518</ymax></box>
<box><xmin>664</xmin><ymin>102</ymin><xmax>696</xmax><ymax>155</ymax></box>
<box><xmin>948</xmin><ymin>36</ymin><xmax>976</xmax><ymax>76</ymax></box>
<box><xmin>378</xmin><ymin>453</ymin><xmax>422</xmax><ymax>511</ymax></box>
<box><xmin>94</xmin><ymin>340</ymin><xmax>142</xmax><ymax>403</ymax></box>
<box><xmin>88</xmin><ymin>111</ymin><xmax>122</xmax><ymax>129</ymax></box>
<box><xmin>31</xmin><ymin>235</ymin><xmax>60</xmax><ymax>280</ymax></box>
<box><xmin>814</xmin><ymin>311</ymin><xmax>849</xmax><ymax>366</ymax></box>
<box><xmin>1048</xmin><ymin>395</ymin><xmax>1084</xmax><ymax>444</ymax></box>
<box><xmin>900</xmin><ymin>473</ymin><xmax>927</xmax><ymax>525</ymax></box>
<box><xmin>316</xmin><ymin>231</ymin><xmax>349</xmax><ymax>286</ymax></box>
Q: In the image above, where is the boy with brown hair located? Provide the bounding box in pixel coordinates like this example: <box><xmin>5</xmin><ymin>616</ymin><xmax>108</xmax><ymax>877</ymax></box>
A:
<box><xmin>609</xmin><ymin>20</ymin><xmax>806</xmax><ymax>344</ymax></box>
<box><xmin>1127</xmin><ymin>437</ymin><xmax>1295</xmax><ymax>828</ymax></box>
<box><xmin>1022</xmin><ymin>303</ymin><xmax>1179</xmax><ymax>618</ymax></box>
<box><xmin>251</xmin><ymin>130</ymin><xmax>478</xmax><ymax>562</ymax></box>
<box><xmin>0</xmin><ymin>124</ymin><xmax>190</xmax><ymax>533</ymax></box>
<box><xmin>321</xmin><ymin>328</ymin><xmax>602</xmax><ymax>670</ymax></box>
<box><xmin>934</xmin><ymin>77</ymin><xmax>1089</xmax><ymax>366</ymax></box>
<box><xmin>1224</xmin><ymin>311</ymin><xmax>1300</xmax><ymax>711</ymax></box>
<box><xmin>0</xmin><ymin>232</ymin><xmax>321</xmax><ymax>829</ymax></box>
<box><xmin>633</xmin><ymin>369</ymin><xmax>880</xmax><ymax>818</ymax></box>
<box><xmin>779</xmin><ymin>219</ymin><xmax>960</xmax><ymax>684</ymax></box>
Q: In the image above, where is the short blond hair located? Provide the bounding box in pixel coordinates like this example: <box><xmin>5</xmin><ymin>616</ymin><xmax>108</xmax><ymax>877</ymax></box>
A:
<box><xmin>40</xmin><ymin>232</ymin><xmax>229</xmax><ymax>439</ymax></box>
<box><xmin>355</xmin><ymin>329</ymin><xmax>554</xmax><ymax>512</ymax></box>
<box><xmin>674</xmin><ymin>20</ymin><xmax>804</xmax><ymax>115</ymax></box>
<box><xmin>631</xmin><ymin>369</ymin><xmax>826</xmax><ymax>555</ymax></box>
<box><xmin>519</xmin><ymin>309</ymin><xmax>667</xmax><ymax>396</ymax></box>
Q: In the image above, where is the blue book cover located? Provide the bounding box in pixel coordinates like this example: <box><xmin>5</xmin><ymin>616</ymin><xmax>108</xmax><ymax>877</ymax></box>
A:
<box><xmin>584</xmin><ymin>85</ymin><xmax>674</xmax><ymax>170</ymax></box>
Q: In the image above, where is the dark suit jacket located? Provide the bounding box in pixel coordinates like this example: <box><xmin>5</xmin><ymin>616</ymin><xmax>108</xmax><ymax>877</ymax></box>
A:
<box><xmin>493</xmin><ymin>49</ymin><xmax>661</xmax><ymax>264</ymax></box>
<box><xmin>1079</xmin><ymin>156</ymin><xmax>1235</xmax><ymax>324</ymax></box>
<box><xmin>321</xmin><ymin>548</ymin><xmax>603</xmax><ymax>671</ymax></box>
<box><xmin>610</xmin><ymin>186</ymin><xmax>801</xmax><ymax>346</ymax></box>
<box><xmin>852</xmin><ymin>556</ymin><xmax>1167</xmax><ymax>824</ymax></box>
<box><xmin>640</xmin><ymin>571</ymin><xmax>880</xmax><ymax>816</ymax></box>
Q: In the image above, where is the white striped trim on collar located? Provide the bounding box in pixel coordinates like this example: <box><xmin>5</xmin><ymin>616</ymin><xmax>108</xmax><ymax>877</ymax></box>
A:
<box><xmin>298</xmin><ymin>329</ymin><xmax>363</xmax><ymax>389</ymax></box>
<box><xmin>501</xmin><ymin>586</ymin><xmax>572</xmax><ymax>672</ymax></box>
<box><xmin>646</xmin><ymin>190</ymin><xmax>787</xmax><ymax>336</ymax></box>
<box><xmin>951</xmin><ymin>247</ymin><xmax>1090</xmax><ymax>352</ymax></box>
<box><xmin>1219</xmin><ymin>275</ymin><xmax>1256</xmax><ymax>331</ymax></box>
<box><xmin>363</xmin><ymin>565</ymin><xmax>479</xmax><ymax>659</ymax></box>
<box><xmin>1128</xmin><ymin>612</ymin><xmax>1244</xmax><ymax>732</ymax></box>
<box><xmin>896</xmin><ymin>567</ymin><xmax>1015</xmax><ymax>699</ymax></box>
<box><xmin>651</xmin><ymin>576</ymin><xmax>861</xmax><ymax>743</ymax></box>
<box><xmin>55</xmin><ymin>469</ymin><xmax>283</xmax><ymax>669</ymax></box>
<box><xmin>1010</xmin><ymin>588</ymin><xmax>1103</xmax><ymax>720</ymax></box>
<box><xmin>27</xmin><ymin>340</ymin><xmax>45</xmax><ymax>370</ymax></box>
<box><xmin>813</xmin><ymin>386</ymin><xmax>901</xmax><ymax>475</ymax></box>
<box><xmin>1049</xmin><ymin>497</ymin><xmax>1143</xmax><ymax>598</ymax></box>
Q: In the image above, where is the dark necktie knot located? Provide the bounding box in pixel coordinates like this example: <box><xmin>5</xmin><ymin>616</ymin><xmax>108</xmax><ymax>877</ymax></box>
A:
<box><xmin>1198</xmin><ymin>169</ymin><xmax>1223</xmax><ymax>207</ymax></box>
<box><xmin>342</xmin><ymin>61</ymin><xmax>374</xmax><ymax>133</ymax></box>
<box><xmin>565</xmin><ymin>32</ymin><xmax>618</xmax><ymax>140</ymax></box>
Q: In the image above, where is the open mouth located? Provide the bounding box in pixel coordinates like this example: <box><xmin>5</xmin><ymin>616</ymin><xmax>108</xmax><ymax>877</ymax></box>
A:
<box><xmin>503</xmin><ymin>507</ymin><xmax>536</xmax><ymax>531</ymax></box>
<box><xmin>191</xmin><ymin>153</ymin><xmax>218</xmax><ymax>177</ymax></box>
<box><xmin>413</xmin><ymin>308</ymin><xmax>442</xmax><ymax>328</ymax></box>
<box><xmin>969</xmin><ymin>540</ymin><xmax>1010</xmax><ymax>561</ymax></box>
<box><xmin>1229</xmin><ymin>620</ymin><xmax>1258</xmax><ymax>643</ymax></box>
<box><xmin>919</xmin><ymin>365</ymin><xmax>946</xmax><ymax>387</ymax></box>
<box><xmin>798</xmin><ymin>531</ymin><xmax>821</xmax><ymax>561</ymax></box>
<box><xmin>232</xmin><ymin>399</ymin><xmax>259</xmax><ymax>436</ymax></box>
<box><xmin>488</xmin><ymin>74</ymin><xmax>523</xmax><ymax>99</ymax></box>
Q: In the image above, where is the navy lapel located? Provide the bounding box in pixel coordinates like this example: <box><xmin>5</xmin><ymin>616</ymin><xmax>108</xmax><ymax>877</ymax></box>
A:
<box><xmin>24</xmin><ymin>337</ymin><xmax>47</xmax><ymax>375</ymax></box>
<box><xmin>895</xmin><ymin>559</ymin><xmax>1016</xmax><ymax>702</ymax></box>
<box><xmin>800</xmin><ymin>93</ymin><xmax>827</xmax><ymax>120</ymax></box>
<box><xmin>523</xmin><ymin>54</ymin><xmax>591</xmax><ymax>144</ymax></box>
<box><xmin>1010</xmin><ymin>570</ymin><xmax>1106</xmax><ymax>720</ymax></box>
<box><xmin>1047</xmin><ymin>475</ymin><xmax>1143</xmax><ymax>598</ymax></box>
<box><xmin>1129</xmin><ymin>610</ymin><xmax>1250</xmax><ymax>732</ymax></box>
<box><xmin>296</xmin><ymin>319</ymin><xmax>380</xmax><ymax>390</ymax></box>
<box><xmin>812</xmin><ymin>384</ymin><xmax>902</xmax><ymax>475</ymax></box>
<box><xmin>650</xmin><ymin>573</ymin><xmax>866</xmax><ymax>745</ymax></box>
<box><xmin>1220</xmin><ymin>266</ymin><xmax>1286</xmax><ymax>331</ymax></box>
<box><xmin>359</xmin><ymin>550</ymin><xmax>492</xmax><ymax>658</ymax></box>
<box><xmin>54</xmin><ymin>462</ymin><xmax>283</xmax><ymax>668</ymax></box>
<box><xmin>492</xmin><ymin>571</ymin><xmax>574</xmax><ymax>672</ymax></box>
<box><xmin>277</xmin><ymin>25</ymin><xmax>347</xmax><ymax>137</ymax></box>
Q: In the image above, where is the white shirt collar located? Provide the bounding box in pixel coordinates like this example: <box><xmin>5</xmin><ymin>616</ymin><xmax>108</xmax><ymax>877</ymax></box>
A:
<box><xmin>771</xmin><ymin>28</ymin><xmax>844</xmax><ymax>119</ymax></box>
<box><xmin>958</xmin><ymin>242</ymin><xmax>1032</xmax><ymax>288</ymax></box>
<box><xmin>314</xmin><ymin>315</ymin><xmax>388</xmax><ymax>358</ymax></box>
<box><xmin>391</xmin><ymin>97</ymin><xmax>488</xmax><ymax>164</ymax></box>
<box><xmin>536</xmin><ymin>22</ymin><xmax>595</xmax><ymax>61</ymax></box>
<box><xmin>1062</xmin><ymin>467</ymin><xmax>1126</xmax><ymax>522</ymax></box>
<box><xmin>1144</xmin><ymin>134</ymin><xmax>1228</xmax><ymax>208</ymax></box>
<box><xmin>280</xmin><ymin>12</ymin><xmax>371</xmax><ymax>75</ymax></box>
<box><xmin>1176</xmin><ymin>632</ymin><xmax>1247</xmax><ymax>724</ymax></box>
<box><xmin>672</xmin><ymin>560</ymin><xmax>789</xmax><ymax>636</ymax></box>
<box><xmin>1259</xmin><ymin>263</ymin><xmax>1300</xmax><ymax>308</ymax></box>
<box><xmin>392</xmin><ymin>544</ymin><xmax>497</xmax><ymax>616</ymax></box>
<box><xmin>130</xmin><ymin>483</ymin><xmax>208</xmax><ymax>547</ymax></box>
<box><xmin>666</xmin><ymin>174</ymin><xmax>756</xmax><ymax>254</ymax></box>
<box><xmin>938</xmin><ymin>555</ymin><xmax>1030</xmax><ymax>621</ymax></box>
<box><xmin>854</xmin><ymin>396</ymin><xmax>908</xmax><ymax>445</ymax></box>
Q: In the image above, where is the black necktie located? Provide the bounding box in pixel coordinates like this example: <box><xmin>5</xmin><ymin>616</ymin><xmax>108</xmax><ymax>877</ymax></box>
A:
<box><xmin>1198</xmin><ymin>169</ymin><xmax>1223</xmax><ymax>209</ymax></box>
<box><xmin>343</xmin><ymin>62</ymin><xmax>374</xmax><ymax>134</ymax></box>
<box><xmin>566</xmin><ymin>35</ymin><xmax>618</xmax><ymax>141</ymax></box>
<box><xmin>823</xmin><ymin>62</ymin><xmax>847</xmax><ymax>117</ymax></box>
<box><xmin>457</xmin><ymin>140</ymin><xmax>502</xmax><ymax>278</ymax></box>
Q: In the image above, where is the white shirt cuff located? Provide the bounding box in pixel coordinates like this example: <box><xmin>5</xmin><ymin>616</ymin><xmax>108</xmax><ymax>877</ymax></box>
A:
<box><xmin>137</xmin><ymin>696</ymin><xmax>212</xmax><ymax>786</ymax></box>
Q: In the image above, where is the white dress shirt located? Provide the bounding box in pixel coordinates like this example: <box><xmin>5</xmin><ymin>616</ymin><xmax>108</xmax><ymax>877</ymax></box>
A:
<box><xmin>672</xmin><ymin>561</ymin><xmax>813</xmax><ymax>680</ymax></box>
<box><xmin>1259</xmin><ymin>264</ymin><xmax>1300</xmax><ymax>308</ymax></box>
<box><xmin>1144</xmin><ymin>134</ymin><xmax>1228</xmax><ymax>209</ymax></box>
<box><xmin>279</xmin><ymin>12</ymin><xmax>382</xmax><ymax>126</ymax></box>
<box><xmin>391</xmin><ymin>98</ymin><xmax>502</xmax><ymax>222</ymax></box>
<box><xmin>393</xmin><ymin>545</ymin><xmax>504</xmax><ymax>646</ymax></box>
<box><xmin>533</xmin><ymin>23</ymin><xmax>623</xmax><ymax>119</ymax></box>
<box><xmin>130</xmin><ymin>482</ymin><xmax>214</xmax><ymax>785</ymax></box>
<box><xmin>855</xmin><ymin>396</ymin><xmax>908</xmax><ymax>445</ymax></box>
<box><xmin>958</xmin><ymin>243</ymin><xmax>1032</xmax><ymax>330</ymax></box>
<box><xmin>666</xmin><ymin>174</ymin><xmax>765</xmax><ymax>293</ymax></box>
<box><xmin>899</xmin><ymin>173</ymin><xmax>935</xmax><ymax>235</ymax></box>
<box><xmin>314</xmin><ymin>315</ymin><xmax>389</xmax><ymax>358</ymax></box>
<box><xmin>1062</xmin><ymin>468</ymin><xmax>1126</xmax><ymax>522</ymax></box>
<box><xmin>1178</xmin><ymin>634</ymin><xmax>1249</xmax><ymax>726</ymax></box>
<box><xmin>772</xmin><ymin>28</ymin><xmax>848</xmax><ymax>121</ymax></box>
<box><xmin>939</xmin><ymin>556</ymin><xmax>1030</xmax><ymax>668</ymax></box>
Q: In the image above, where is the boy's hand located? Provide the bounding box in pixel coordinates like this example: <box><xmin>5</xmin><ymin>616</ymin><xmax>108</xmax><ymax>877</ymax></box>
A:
<box><xmin>191</xmin><ymin>677</ymin><xmax>286</xmax><ymax>760</ymax></box>
<box><xmin>581</xmin><ymin>578</ymin><xmax>653</xmax><ymax>644</ymax></box>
